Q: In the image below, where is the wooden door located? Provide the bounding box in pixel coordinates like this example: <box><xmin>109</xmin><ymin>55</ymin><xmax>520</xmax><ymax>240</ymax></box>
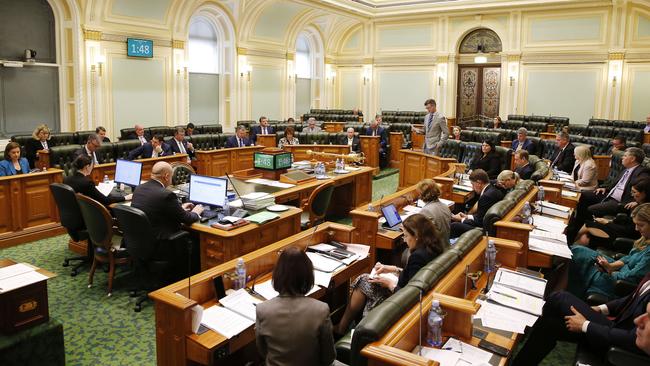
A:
<box><xmin>456</xmin><ymin>65</ymin><xmax>501</xmax><ymax>122</ymax></box>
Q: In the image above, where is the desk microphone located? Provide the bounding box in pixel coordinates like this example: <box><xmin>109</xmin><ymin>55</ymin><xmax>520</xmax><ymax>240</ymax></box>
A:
<box><xmin>247</xmin><ymin>272</ymin><xmax>264</xmax><ymax>298</ymax></box>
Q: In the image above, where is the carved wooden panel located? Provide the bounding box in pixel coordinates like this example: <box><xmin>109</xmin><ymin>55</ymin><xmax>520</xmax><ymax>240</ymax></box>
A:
<box><xmin>234</xmin><ymin>150</ymin><xmax>256</xmax><ymax>171</ymax></box>
<box><xmin>0</xmin><ymin>184</ymin><xmax>10</xmax><ymax>233</ymax></box>
<box><xmin>481</xmin><ymin>67</ymin><xmax>501</xmax><ymax>117</ymax></box>
<box><xmin>360</xmin><ymin>136</ymin><xmax>380</xmax><ymax>168</ymax></box>
<box><xmin>23</xmin><ymin>177</ymin><xmax>54</xmax><ymax>227</ymax></box>
<box><xmin>402</xmin><ymin>154</ymin><xmax>423</xmax><ymax>187</ymax></box>
<box><xmin>458</xmin><ymin>67</ymin><xmax>479</xmax><ymax>120</ymax></box>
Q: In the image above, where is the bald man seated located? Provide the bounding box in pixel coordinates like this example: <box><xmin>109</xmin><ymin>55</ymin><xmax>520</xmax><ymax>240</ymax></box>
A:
<box><xmin>128</xmin><ymin>124</ymin><xmax>151</xmax><ymax>145</ymax></box>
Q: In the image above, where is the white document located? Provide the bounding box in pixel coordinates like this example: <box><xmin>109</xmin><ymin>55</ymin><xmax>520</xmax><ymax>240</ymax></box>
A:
<box><xmin>308</xmin><ymin>243</ymin><xmax>337</xmax><ymax>252</ymax></box>
<box><xmin>531</xmin><ymin>214</ymin><xmax>567</xmax><ymax>232</ymax></box>
<box><xmin>344</xmin><ymin>166</ymin><xmax>361</xmax><ymax>171</ymax></box>
<box><xmin>344</xmin><ymin>243</ymin><xmax>370</xmax><ymax>259</ymax></box>
<box><xmin>201</xmin><ymin>305</ymin><xmax>254</xmax><ymax>339</ymax></box>
<box><xmin>419</xmin><ymin>347</ymin><xmax>461</xmax><ymax>366</ymax></box>
<box><xmin>493</xmin><ymin>268</ymin><xmax>547</xmax><ymax>298</ymax></box>
<box><xmin>0</xmin><ymin>270</ymin><xmax>49</xmax><ymax>293</ymax></box>
<box><xmin>488</xmin><ymin>284</ymin><xmax>545</xmax><ymax>316</ymax></box>
<box><xmin>403</xmin><ymin>205</ymin><xmax>422</xmax><ymax>214</ymax></box>
<box><xmin>341</xmin><ymin>254</ymin><xmax>360</xmax><ymax>266</ymax></box>
<box><xmin>241</xmin><ymin>192</ymin><xmax>272</xmax><ymax>200</ymax></box>
<box><xmin>229</xmin><ymin>199</ymin><xmax>243</xmax><ymax>208</ymax></box>
<box><xmin>306</xmin><ymin>252</ymin><xmax>345</xmax><ymax>273</ymax></box>
<box><xmin>476</xmin><ymin>299</ymin><xmax>538</xmax><ymax>327</ymax></box>
<box><xmin>0</xmin><ymin>263</ymin><xmax>35</xmax><ymax>280</ymax></box>
<box><xmin>439</xmin><ymin>198</ymin><xmax>455</xmax><ymax>207</ymax></box>
<box><xmin>268</xmin><ymin>181</ymin><xmax>295</xmax><ymax>188</ymax></box>
<box><xmin>443</xmin><ymin>338</ymin><xmax>493</xmax><ymax>365</ymax></box>
<box><xmin>562</xmin><ymin>190</ymin><xmax>578</xmax><ymax>198</ymax></box>
<box><xmin>254</xmin><ymin>280</ymin><xmax>279</xmax><ymax>300</ymax></box>
<box><xmin>246</xmin><ymin>178</ymin><xmax>275</xmax><ymax>185</ymax></box>
<box><xmin>530</xmin><ymin>229</ymin><xmax>567</xmax><ymax>245</ymax></box>
<box><xmin>96</xmin><ymin>182</ymin><xmax>114</xmax><ymax>197</ymax></box>
<box><xmin>369</xmin><ymin>268</ymin><xmax>399</xmax><ymax>285</ymax></box>
<box><xmin>219</xmin><ymin>288</ymin><xmax>262</xmax><ymax>321</ymax></box>
<box><xmin>453</xmin><ymin>184</ymin><xmax>473</xmax><ymax>192</ymax></box>
<box><xmin>306</xmin><ymin>285</ymin><xmax>320</xmax><ymax>296</ymax></box>
<box><xmin>528</xmin><ymin>238</ymin><xmax>573</xmax><ymax>259</ymax></box>
<box><xmin>538</xmin><ymin>201</ymin><xmax>571</xmax><ymax>219</ymax></box>
<box><xmin>314</xmin><ymin>270</ymin><xmax>332</xmax><ymax>288</ymax></box>
<box><xmin>191</xmin><ymin>304</ymin><xmax>204</xmax><ymax>333</ymax></box>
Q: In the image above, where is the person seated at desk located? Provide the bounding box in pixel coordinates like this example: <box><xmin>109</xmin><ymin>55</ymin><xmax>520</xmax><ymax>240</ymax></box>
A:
<box><xmin>566</xmin><ymin>203</ymin><xmax>650</xmax><ymax>302</ymax></box>
<box><xmin>127</xmin><ymin>134</ymin><xmax>171</xmax><ymax>160</ymax></box>
<box><xmin>550</xmin><ymin>131</ymin><xmax>576</xmax><ymax>174</ymax></box>
<box><xmin>64</xmin><ymin>155</ymin><xmax>131</xmax><ymax>206</ymax></box>
<box><xmin>225</xmin><ymin>126</ymin><xmax>252</xmax><ymax>148</ymax></box>
<box><xmin>572</xmin><ymin>144</ymin><xmax>598</xmax><ymax>192</ymax></box>
<box><xmin>514</xmin><ymin>150</ymin><xmax>534</xmax><ymax>180</ymax></box>
<box><xmin>333</xmin><ymin>214</ymin><xmax>446</xmax><ymax>334</ymax></box>
<box><xmin>128</xmin><ymin>124</ymin><xmax>150</xmax><ymax>145</ymax></box>
<box><xmin>251</xmin><ymin>116</ymin><xmax>275</xmax><ymax>143</ymax></box>
<box><xmin>494</xmin><ymin>170</ymin><xmax>519</xmax><ymax>195</ymax></box>
<box><xmin>339</xmin><ymin>127</ymin><xmax>360</xmax><ymax>153</ymax></box>
<box><xmin>26</xmin><ymin>124</ymin><xmax>55</xmax><ymax>169</ymax></box>
<box><xmin>511</xmin><ymin>127</ymin><xmax>535</xmax><ymax>154</ymax></box>
<box><xmin>256</xmin><ymin>246</ymin><xmax>336</xmax><ymax>366</ymax></box>
<box><xmin>469</xmin><ymin>140</ymin><xmax>500</xmax><ymax>179</ymax></box>
<box><xmin>304</xmin><ymin>117</ymin><xmax>322</xmax><ymax>133</ymax></box>
<box><xmin>278</xmin><ymin>126</ymin><xmax>299</xmax><ymax>149</ymax></box>
<box><xmin>185</xmin><ymin>123</ymin><xmax>195</xmax><ymax>136</ymax></box>
<box><xmin>287</xmin><ymin>117</ymin><xmax>296</xmax><ymax>124</ymax></box>
<box><xmin>74</xmin><ymin>133</ymin><xmax>101</xmax><ymax>165</ymax></box>
<box><xmin>452</xmin><ymin>126</ymin><xmax>462</xmax><ymax>141</ymax></box>
<box><xmin>492</xmin><ymin>116</ymin><xmax>503</xmax><ymax>129</ymax></box>
<box><xmin>96</xmin><ymin>126</ymin><xmax>110</xmax><ymax>143</ymax></box>
<box><xmin>366</xmin><ymin>115</ymin><xmax>389</xmax><ymax>168</ymax></box>
<box><xmin>612</xmin><ymin>135</ymin><xmax>627</xmax><ymax>154</ymax></box>
<box><xmin>644</xmin><ymin>114</ymin><xmax>650</xmax><ymax>133</ymax></box>
<box><xmin>511</xmin><ymin>273</ymin><xmax>650</xmax><ymax>365</ymax></box>
<box><xmin>0</xmin><ymin>142</ymin><xmax>30</xmax><ymax>176</ymax></box>
<box><xmin>636</xmin><ymin>303</ymin><xmax>650</xmax><ymax>355</ymax></box>
<box><xmin>450</xmin><ymin>169</ymin><xmax>504</xmax><ymax>238</ymax></box>
<box><xmin>416</xmin><ymin>179</ymin><xmax>451</xmax><ymax>244</ymax></box>
<box><xmin>168</xmin><ymin>127</ymin><xmax>195</xmax><ymax>160</ymax></box>
<box><xmin>566</xmin><ymin>147</ymin><xmax>649</xmax><ymax>243</ymax></box>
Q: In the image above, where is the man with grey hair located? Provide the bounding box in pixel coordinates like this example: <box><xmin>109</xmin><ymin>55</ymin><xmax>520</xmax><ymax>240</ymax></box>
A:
<box><xmin>169</xmin><ymin>127</ymin><xmax>194</xmax><ymax>160</ymax></box>
<box><xmin>225</xmin><ymin>125</ymin><xmax>252</xmax><ymax>148</ymax></box>
<box><xmin>549</xmin><ymin>131</ymin><xmax>575</xmax><ymax>174</ymax></box>
<box><xmin>304</xmin><ymin>117</ymin><xmax>321</xmax><ymax>133</ymax></box>
<box><xmin>74</xmin><ymin>133</ymin><xmax>101</xmax><ymax>165</ymax></box>
<box><xmin>413</xmin><ymin>98</ymin><xmax>447</xmax><ymax>155</ymax></box>
<box><xmin>129</xmin><ymin>124</ymin><xmax>150</xmax><ymax>145</ymax></box>
<box><xmin>511</xmin><ymin>127</ymin><xmax>535</xmax><ymax>154</ymax></box>
<box><xmin>339</xmin><ymin>127</ymin><xmax>360</xmax><ymax>152</ymax></box>
<box><xmin>494</xmin><ymin>170</ymin><xmax>519</xmax><ymax>195</ymax></box>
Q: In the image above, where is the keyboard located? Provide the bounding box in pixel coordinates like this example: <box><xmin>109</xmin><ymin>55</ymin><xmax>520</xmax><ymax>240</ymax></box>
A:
<box><xmin>201</xmin><ymin>209</ymin><xmax>221</xmax><ymax>221</ymax></box>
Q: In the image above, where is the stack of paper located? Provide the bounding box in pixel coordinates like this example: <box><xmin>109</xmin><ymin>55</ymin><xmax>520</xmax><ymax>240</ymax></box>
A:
<box><xmin>96</xmin><ymin>181</ymin><xmax>114</xmax><ymax>197</ymax></box>
<box><xmin>0</xmin><ymin>263</ymin><xmax>49</xmax><ymax>294</ymax></box>
<box><xmin>240</xmin><ymin>192</ymin><xmax>275</xmax><ymax>210</ymax></box>
<box><xmin>246</xmin><ymin>211</ymin><xmax>280</xmax><ymax>224</ymax></box>
<box><xmin>402</xmin><ymin>205</ymin><xmax>422</xmax><ymax>214</ymax></box>
<box><xmin>562</xmin><ymin>190</ymin><xmax>578</xmax><ymax>198</ymax></box>
<box><xmin>219</xmin><ymin>288</ymin><xmax>262</xmax><ymax>321</ymax></box>
<box><xmin>254</xmin><ymin>279</ymin><xmax>279</xmax><ymax>300</ymax></box>
<box><xmin>306</xmin><ymin>252</ymin><xmax>345</xmax><ymax>273</ymax></box>
<box><xmin>531</xmin><ymin>214</ymin><xmax>567</xmax><ymax>232</ymax></box>
<box><xmin>487</xmin><ymin>283</ymin><xmax>545</xmax><ymax>316</ymax></box>
<box><xmin>537</xmin><ymin>201</ymin><xmax>571</xmax><ymax>219</ymax></box>
<box><xmin>528</xmin><ymin>237</ymin><xmax>573</xmax><ymax>258</ymax></box>
<box><xmin>439</xmin><ymin>338</ymin><xmax>493</xmax><ymax>365</ymax></box>
<box><xmin>493</xmin><ymin>268</ymin><xmax>547</xmax><ymax>298</ymax></box>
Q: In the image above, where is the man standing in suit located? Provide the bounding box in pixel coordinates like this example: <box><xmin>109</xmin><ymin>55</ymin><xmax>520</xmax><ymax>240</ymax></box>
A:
<box><xmin>129</xmin><ymin>124</ymin><xmax>150</xmax><ymax>145</ymax></box>
<box><xmin>365</xmin><ymin>115</ymin><xmax>388</xmax><ymax>168</ymax></box>
<box><xmin>74</xmin><ymin>133</ymin><xmax>101</xmax><ymax>166</ymax></box>
<box><xmin>225</xmin><ymin>126</ymin><xmax>252</xmax><ymax>148</ymax></box>
<box><xmin>450</xmin><ymin>169</ymin><xmax>504</xmax><ymax>237</ymax></box>
<box><xmin>550</xmin><ymin>132</ymin><xmax>576</xmax><ymax>174</ymax></box>
<box><xmin>168</xmin><ymin>127</ymin><xmax>195</xmax><ymax>160</ymax></box>
<box><xmin>511</xmin><ymin>127</ymin><xmax>535</xmax><ymax>154</ymax></box>
<box><xmin>339</xmin><ymin>127</ymin><xmax>360</xmax><ymax>153</ymax></box>
<box><xmin>413</xmin><ymin>98</ymin><xmax>447</xmax><ymax>156</ymax></box>
<box><xmin>514</xmin><ymin>150</ymin><xmax>535</xmax><ymax>180</ymax></box>
<box><xmin>512</xmin><ymin>274</ymin><xmax>650</xmax><ymax>365</ymax></box>
<box><xmin>250</xmin><ymin>116</ymin><xmax>275</xmax><ymax>143</ymax></box>
<box><xmin>567</xmin><ymin>147</ymin><xmax>649</xmax><ymax>242</ymax></box>
<box><xmin>304</xmin><ymin>117</ymin><xmax>321</xmax><ymax>133</ymax></box>
<box><xmin>127</xmin><ymin>134</ymin><xmax>171</xmax><ymax>160</ymax></box>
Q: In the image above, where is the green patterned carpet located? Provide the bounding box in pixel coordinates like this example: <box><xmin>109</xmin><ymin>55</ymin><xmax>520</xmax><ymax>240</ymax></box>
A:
<box><xmin>0</xmin><ymin>170</ymin><xmax>573</xmax><ymax>365</ymax></box>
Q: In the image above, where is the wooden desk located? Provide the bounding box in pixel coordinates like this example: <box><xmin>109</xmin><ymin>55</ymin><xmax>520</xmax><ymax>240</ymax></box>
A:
<box><xmin>194</xmin><ymin>146</ymin><xmax>264</xmax><ymax>177</ymax></box>
<box><xmin>389</xmin><ymin>132</ymin><xmax>404</xmax><ymax>168</ymax></box>
<box><xmin>433</xmin><ymin>163</ymin><xmax>475</xmax><ymax>205</ymax></box>
<box><xmin>322</xmin><ymin>122</ymin><xmax>346</xmax><ymax>132</ymax></box>
<box><xmin>282</xmin><ymin>144</ymin><xmax>351</xmax><ymax>162</ymax></box>
<box><xmin>398</xmin><ymin>149</ymin><xmax>457</xmax><ymax>189</ymax></box>
<box><xmin>360</xmin><ymin>135</ymin><xmax>380</xmax><ymax>170</ymax></box>
<box><xmin>255</xmin><ymin>134</ymin><xmax>276</xmax><ymax>148</ymax></box>
<box><xmin>149</xmin><ymin>223</ymin><xmax>370</xmax><ymax>366</ymax></box>
<box><xmin>361</xmin><ymin>237</ymin><xmax>523</xmax><ymax>366</ymax></box>
<box><xmin>411</xmin><ymin>124</ymin><xmax>424</xmax><ymax>150</ymax></box>
<box><xmin>90</xmin><ymin>154</ymin><xmax>189</xmax><ymax>184</ymax></box>
<box><xmin>538</xmin><ymin>177</ymin><xmax>581</xmax><ymax>209</ymax></box>
<box><xmin>0</xmin><ymin>169</ymin><xmax>66</xmax><ymax>248</ymax></box>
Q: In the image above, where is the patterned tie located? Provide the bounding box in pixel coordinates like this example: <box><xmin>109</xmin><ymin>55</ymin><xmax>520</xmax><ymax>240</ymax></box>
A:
<box><xmin>606</xmin><ymin>169</ymin><xmax>630</xmax><ymax>201</ymax></box>
<box><xmin>427</xmin><ymin>114</ymin><xmax>433</xmax><ymax>130</ymax></box>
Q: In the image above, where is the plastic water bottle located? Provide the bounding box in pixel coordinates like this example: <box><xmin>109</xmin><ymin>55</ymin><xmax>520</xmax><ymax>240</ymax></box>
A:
<box><xmin>485</xmin><ymin>240</ymin><xmax>497</xmax><ymax>274</ymax></box>
<box><xmin>103</xmin><ymin>174</ymin><xmax>109</xmax><ymax>183</ymax></box>
<box><xmin>552</xmin><ymin>167</ymin><xmax>559</xmax><ymax>180</ymax></box>
<box><xmin>234</xmin><ymin>258</ymin><xmax>246</xmax><ymax>290</ymax></box>
<box><xmin>426</xmin><ymin>300</ymin><xmax>443</xmax><ymax>347</ymax></box>
<box><xmin>522</xmin><ymin>202</ymin><xmax>532</xmax><ymax>224</ymax></box>
<box><xmin>223</xmin><ymin>198</ymin><xmax>231</xmax><ymax>216</ymax></box>
<box><xmin>537</xmin><ymin>185</ymin><xmax>545</xmax><ymax>202</ymax></box>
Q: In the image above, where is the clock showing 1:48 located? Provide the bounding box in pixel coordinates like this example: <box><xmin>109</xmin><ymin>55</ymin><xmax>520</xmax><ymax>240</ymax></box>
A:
<box><xmin>127</xmin><ymin>38</ymin><xmax>154</xmax><ymax>58</ymax></box>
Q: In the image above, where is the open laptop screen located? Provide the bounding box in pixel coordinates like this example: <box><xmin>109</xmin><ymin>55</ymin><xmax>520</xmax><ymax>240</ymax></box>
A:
<box><xmin>381</xmin><ymin>204</ymin><xmax>402</xmax><ymax>228</ymax></box>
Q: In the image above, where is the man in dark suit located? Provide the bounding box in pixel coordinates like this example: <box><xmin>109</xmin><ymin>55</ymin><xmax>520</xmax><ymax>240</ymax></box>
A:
<box><xmin>549</xmin><ymin>131</ymin><xmax>576</xmax><ymax>174</ymax></box>
<box><xmin>127</xmin><ymin>124</ymin><xmax>151</xmax><ymax>145</ymax></box>
<box><xmin>512</xmin><ymin>274</ymin><xmax>650</xmax><ymax>365</ymax></box>
<box><xmin>127</xmin><ymin>134</ymin><xmax>171</xmax><ymax>160</ymax></box>
<box><xmin>511</xmin><ymin>127</ymin><xmax>535</xmax><ymax>154</ymax></box>
<box><xmin>567</xmin><ymin>147</ymin><xmax>649</xmax><ymax>242</ymax></box>
<box><xmin>74</xmin><ymin>133</ymin><xmax>101</xmax><ymax>165</ymax></box>
<box><xmin>514</xmin><ymin>150</ymin><xmax>535</xmax><ymax>180</ymax></box>
<box><xmin>450</xmin><ymin>169</ymin><xmax>504</xmax><ymax>237</ymax></box>
<box><xmin>95</xmin><ymin>126</ymin><xmax>110</xmax><ymax>143</ymax></box>
<box><xmin>366</xmin><ymin>115</ymin><xmax>389</xmax><ymax>167</ymax></box>
<box><xmin>168</xmin><ymin>127</ymin><xmax>195</xmax><ymax>160</ymax></box>
<box><xmin>339</xmin><ymin>127</ymin><xmax>360</xmax><ymax>153</ymax></box>
<box><xmin>250</xmin><ymin>116</ymin><xmax>275</xmax><ymax>143</ymax></box>
<box><xmin>225</xmin><ymin>126</ymin><xmax>252</xmax><ymax>148</ymax></box>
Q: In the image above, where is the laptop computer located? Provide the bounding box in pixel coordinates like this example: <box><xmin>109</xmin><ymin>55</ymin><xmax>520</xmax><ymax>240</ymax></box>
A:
<box><xmin>381</xmin><ymin>204</ymin><xmax>403</xmax><ymax>231</ymax></box>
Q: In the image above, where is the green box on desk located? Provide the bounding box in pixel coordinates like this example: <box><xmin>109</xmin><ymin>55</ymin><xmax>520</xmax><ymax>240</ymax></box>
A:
<box><xmin>254</xmin><ymin>152</ymin><xmax>292</xmax><ymax>171</ymax></box>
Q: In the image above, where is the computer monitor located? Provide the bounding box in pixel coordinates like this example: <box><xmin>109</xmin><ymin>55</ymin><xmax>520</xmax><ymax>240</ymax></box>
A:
<box><xmin>189</xmin><ymin>174</ymin><xmax>228</xmax><ymax>208</ymax></box>
<box><xmin>381</xmin><ymin>204</ymin><xmax>402</xmax><ymax>228</ymax></box>
<box><xmin>114</xmin><ymin>159</ymin><xmax>143</xmax><ymax>187</ymax></box>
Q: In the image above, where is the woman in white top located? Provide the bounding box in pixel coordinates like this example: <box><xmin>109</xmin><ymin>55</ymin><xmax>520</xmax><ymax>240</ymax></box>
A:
<box><xmin>278</xmin><ymin>126</ymin><xmax>300</xmax><ymax>149</ymax></box>
<box><xmin>572</xmin><ymin>145</ymin><xmax>598</xmax><ymax>191</ymax></box>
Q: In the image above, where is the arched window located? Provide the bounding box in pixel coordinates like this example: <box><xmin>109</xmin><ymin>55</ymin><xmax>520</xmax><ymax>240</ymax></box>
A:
<box><xmin>459</xmin><ymin>28</ymin><xmax>502</xmax><ymax>54</ymax></box>
<box><xmin>188</xmin><ymin>17</ymin><xmax>218</xmax><ymax>74</ymax></box>
<box><xmin>295</xmin><ymin>35</ymin><xmax>311</xmax><ymax>79</ymax></box>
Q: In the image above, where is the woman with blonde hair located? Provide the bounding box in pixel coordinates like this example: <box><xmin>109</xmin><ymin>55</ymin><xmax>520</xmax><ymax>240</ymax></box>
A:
<box><xmin>568</xmin><ymin>203</ymin><xmax>650</xmax><ymax>301</ymax></box>
<box><xmin>26</xmin><ymin>124</ymin><xmax>55</xmax><ymax>169</ymax></box>
<box><xmin>572</xmin><ymin>145</ymin><xmax>598</xmax><ymax>191</ymax></box>
<box><xmin>416</xmin><ymin>179</ymin><xmax>451</xmax><ymax>244</ymax></box>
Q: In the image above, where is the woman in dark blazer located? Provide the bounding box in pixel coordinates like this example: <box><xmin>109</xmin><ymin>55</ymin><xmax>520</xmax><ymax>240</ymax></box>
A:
<box><xmin>0</xmin><ymin>142</ymin><xmax>31</xmax><ymax>176</ymax></box>
<box><xmin>255</xmin><ymin>246</ymin><xmax>336</xmax><ymax>366</ymax></box>
<box><xmin>64</xmin><ymin>155</ymin><xmax>131</xmax><ymax>206</ymax></box>
<box><xmin>470</xmin><ymin>140</ymin><xmax>500</xmax><ymax>179</ymax></box>
<box><xmin>25</xmin><ymin>124</ymin><xmax>56</xmax><ymax>169</ymax></box>
<box><xmin>333</xmin><ymin>214</ymin><xmax>446</xmax><ymax>334</ymax></box>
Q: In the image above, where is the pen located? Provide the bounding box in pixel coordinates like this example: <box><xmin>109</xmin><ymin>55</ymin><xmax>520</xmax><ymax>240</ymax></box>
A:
<box><xmin>442</xmin><ymin>347</ymin><xmax>462</xmax><ymax>354</ymax></box>
<box><xmin>492</xmin><ymin>290</ymin><xmax>517</xmax><ymax>300</ymax></box>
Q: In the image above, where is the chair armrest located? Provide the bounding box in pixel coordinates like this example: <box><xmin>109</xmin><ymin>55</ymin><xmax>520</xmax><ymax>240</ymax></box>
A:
<box><xmin>335</xmin><ymin>330</ymin><xmax>353</xmax><ymax>365</ymax></box>
<box><xmin>586</xmin><ymin>293</ymin><xmax>609</xmax><ymax>306</ymax></box>
<box><xmin>608</xmin><ymin>346</ymin><xmax>650</xmax><ymax>366</ymax></box>
<box><xmin>615</xmin><ymin>280</ymin><xmax>637</xmax><ymax>297</ymax></box>
<box><xmin>613</xmin><ymin>238</ymin><xmax>635</xmax><ymax>253</ymax></box>
<box><xmin>168</xmin><ymin>230</ymin><xmax>190</xmax><ymax>242</ymax></box>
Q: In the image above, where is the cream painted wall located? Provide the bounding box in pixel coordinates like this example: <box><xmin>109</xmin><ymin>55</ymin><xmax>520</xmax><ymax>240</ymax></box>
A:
<box><xmin>342</xmin><ymin>28</ymin><xmax>361</xmax><ymax>51</ymax></box>
<box><xmin>529</xmin><ymin>16</ymin><xmax>602</xmax><ymax>42</ymax></box>
<box><xmin>376</xmin><ymin>23</ymin><xmax>434</xmax><ymax>49</ymax></box>
<box><xmin>523</xmin><ymin>66</ymin><xmax>604</xmax><ymax>124</ymax></box>
<box><xmin>252</xmin><ymin>2</ymin><xmax>306</xmax><ymax>41</ymax></box>
<box><xmin>111</xmin><ymin>0</ymin><xmax>171</xmax><ymax>22</ymax></box>
<box><xmin>339</xmin><ymin>69</ymin><xmax>361</xmax><ymax>110</ymax></box>
<box><xmin>626</xmin><ymin>68</ymin><xmax>650</xmax><ymax>121</ymax></box>
<box><xmin>250</xmin><ymin>66</ymin><xmax>284</xmax><ymax>120</ymax></box>
<box><xmin>377</xmin><ymin>69</ymin><xmax>433</xmax><ymax>111</ymax></box>
<box><xmin>638</xmin><ymin>14</ymin><xmax>650</xmax><ymax>37</ymax></box>
<box><xmin>111</xmin><ymin>58</ymin><xmax>166</xmax><ymax>131</ymax></box>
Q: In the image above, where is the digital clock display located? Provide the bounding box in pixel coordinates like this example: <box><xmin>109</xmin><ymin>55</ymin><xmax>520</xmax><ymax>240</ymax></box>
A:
<box><xmin>127</xmin><ymin>38</ymin><xmax>153</xmax><ymax>58</ymax></box>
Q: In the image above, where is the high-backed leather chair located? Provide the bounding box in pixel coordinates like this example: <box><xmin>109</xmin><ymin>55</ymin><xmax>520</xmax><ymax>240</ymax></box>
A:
<box><xmin>588</xmin><ymin>126</ymin><xmax>616</xmax><ymax>139</ymax></box>
<box><xmin>96</xmin><ymin>143</ymin><xmax>116</xmax><ymax>164</ymax></box>
<box><xmin>483</xmin><ymin>198</ymin><xmax>516</xmax><ymax>236</ymax></box>
<box><xmin>604</xmin><ymin>150</ymin><xmax>625</xmax><ymax>188</ymax></box>
<box><xmin>523</xmin><ymin>121</ymin><xmax>548</xmax><ymax>133</ymax></box>
<box><xmin>643</xmin><ymin>143</ymin><xmax>650</xmax><ymax>157</ymax></box>
<box><xmin>459</xmin><ymin>142</ymin><xmax>482</xmax><ymax>166</ymax></box>
<box><xmin>49</xmin><ymin>145</ymin><xmax>83</xmax><ymax>176</ymax></box>
<box><xmin>187</xmin><ymin>134</ymin><xmax>217</xmax><ymax>150</ymax></box>
<box><xmin>114</xmin><ymin>140</ymin><xmax>141</xmax><ymax>160</ymax></box>
<box><xmin>301</xmin><ymin>181</ymin><xmax>335</xmax><ymax>229</ymax></box>
<box><xmin>459</xmin><ymin>130</ymin><xmax>474</xmax><ymax>142</ymax></box>
<box><xmin>503</xmin><ymin>120</ymin><xmax>524</xmax><ymax>130</ymax></box>
<box><xmin>439</xmin><ymin>140</ymin><xmax>461</xmax><ymax>159</ymax></box>
<box><xmin>149</xmin><ymin>126</ymin><xmax>174</xmax><ymax>138</ymax></box>
<box><xmin>614</xmin><ymin>127</ymin><xmax>644</xmax><ymax>144</ymax></box>
<box><xmin>582</xmin><ymin>137</ymin><xmax>610</xmax><ymax>155</ymax></box>
<box><xmin>589</xmin><ymin>118</ymin><xmax>611</xmax><ymax>127</ymax></box>
<box><xmin>507</xmin><ymin>114</ymin><xmax>526</xmax><ymax>122</ymax></box>
<box><xmin>49</xmin><ymin>132</ymin><xmax>76</xmax><ymax>146</ymax></box>
<box><xmin>120</xmin><ymin>128</ymin><xmax>136</xmax><ymax>140</ymax></box>
<box><xmin>197</xmin><ymin>124</ymin><xmax>222</xmax><ymax>134</ymax></box>
<box><xmin>218</xmin><ymin>133</ymin><xmax>235</xmax><ymax>148</ymax></box>
<box><xmin>540</xmin><ymin>139</ymin><xmax>557</xmax><ymax>160</ymax></box>
<box><xmin>529</xmin><ymin>155</ymin><xmax>550</xmax><ymax>182</ymax></box>
<box><xmin>528</xmin><ymin>115</ymin><xmax>549</xmax><ymax>123</ymax></box>
<box><xmin>50</xmin><ymin>183</ymin><xmax>91</xmax><ymax>276</ymax></box>
<box><xmin>549</xmin><ymin>116</ymin><xmax>569</xmax><ymax>128</ymax></box>
<box><xmin>171</xmin><ymin>162</ymin><xmax>195</xmax><ymax>185</ymax></box>
<box><xmin>75</xmin><ymin>131</ymin><xmax>97</xmax><ymax>145</ymax></box>
<box><xmin>10</xmin><ymin>134</ymin><xmax>34</xmax><ymax>149</ymax></box>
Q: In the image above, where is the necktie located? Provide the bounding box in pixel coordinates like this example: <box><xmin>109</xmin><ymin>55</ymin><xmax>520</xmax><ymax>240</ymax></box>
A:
<box><xmin>92</xmin><ymin>152</ymin><xmax>98</xmax><ymax>165</ymax></box>
<box><xmin>263</xmin><ymin>127</ymin><xmax>267</xmax><ymax>135</ymax></box>
<box><xmin>617</xmin><ymin>273</ymin><xmax>650</xmax><ymax>322</ymax></box>
<box><xmin>139</xmin><ymin>136</ymin><xmax>146</xmax><ymax>145</ymax></box>
<box><xmin>551</xmin><ymin>148</ymin><xmax>564</xmax><ymax>167</ymax></box>
<box><xmin>606</xmin><ymin>169</ymin><xmax>630</xmax><ymax>201</ymax></box>
<box><xmin>238</xmin><ymin>138</ymin><xmax>242</xmax><ymax>147</ymax></box>
<box><xmin>178</xmin><ymin>141</ymin><xmax>186</xmax><ymax>154</ymax></box>
<box><xmin>373</xmin><ymin>129</ymin><xmax>376</xmax><ymax>136</ymax></box>
<box><xmin>427</xmin><ymin>114</ymin><xmax>433</xmax><ymax>130</ymax></box>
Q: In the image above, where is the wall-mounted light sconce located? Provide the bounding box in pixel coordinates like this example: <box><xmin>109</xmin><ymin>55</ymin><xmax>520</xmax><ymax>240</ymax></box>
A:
<box><xmin>362</xmin><ymin>65</ymin><xmax>372</xmax><ymax>86</ymax></box>
<box><xmin>326</xmin><ymin>69</ymin><xmax>336</xmax><ymax>81</ymax></box>
<box><xmin>438</xmin><ymin>76</ymin><xmax>444</xmax><ymax>86</ymax></box>
<box><xmin>612</xmin><ymin>76</ymin><xmax>617</xmax><ymax>88</ymax></box>
<box><xmin>608</xmin><ymin>58</ymin><xmax>622</xmax><ymax>89</ymax></box>
<box><xmin>294</xmin><ymin>73</ymin><xmax>298</xmax><ymax>84</ymax></box>
<box><xmin>176</xmin><ymin>62</ymin><xmax>188</xmax><ymax>80</ymax></box>
<box><xmin>509</xmin><ymin>76</ymin><xmax>515</xmax><ymax>86</ymax></box>
<box><xmin>240</xmin><ymin>64</ymin><xmax>252</xmax><ymax>81</ymax></box>
<box><xmin>93</xmin><ymin>54</ymin><xmax>106</xmax><ymax>77</ymax></box>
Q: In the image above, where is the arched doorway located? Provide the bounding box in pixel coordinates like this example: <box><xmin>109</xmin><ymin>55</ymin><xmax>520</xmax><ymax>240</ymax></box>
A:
<box><xmin>456</xmin><ymin>28</ymin><xmax>502</xmax><ymax>126</ymax></box>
